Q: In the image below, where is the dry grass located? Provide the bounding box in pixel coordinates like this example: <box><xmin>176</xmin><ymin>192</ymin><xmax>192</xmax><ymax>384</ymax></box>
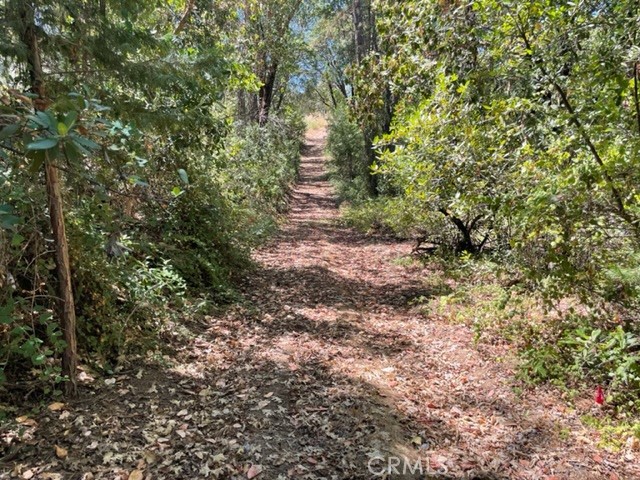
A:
<box><xmin>305</xmin><ymin>113</ymin><xmax>328</xmax><ymax>133</ymax></box>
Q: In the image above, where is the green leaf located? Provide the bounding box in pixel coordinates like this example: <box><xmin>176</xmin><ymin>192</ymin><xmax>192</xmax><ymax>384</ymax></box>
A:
<box><xmin>178</xmin><ymin>168</ymin><xmax>189</xmax><ymax>185</ymax></box>
<box><xmin>0</xmin><ymin>124</ymin><xmax>20</xmax><ymax>140</ymax></box>
<box><xmin>69</xmin><ymin>133</ymin><xmax>99</xmax><ymax>150</ymax></box>
<box><xmin>31</xmin><ymin>353</ymin><xmax>46</xmax><ymax>365</ymax></box>
<box><xmin>0</xmin><ymin>299</ymin><xmax>15</xmax><ymax>325</ymax></box>
<box><xmin>27</xmin><ymin>137</ymin><xmax>59</xmax><ymax>150</ymax></box>
<box><xmin>27</xmin><ymin>112</ymin><xmax>48</xmax><ymax>128</ymax></box>
<box><xmin>57</xmin><ymin>122</ymin><xmax>69</xmax><ymax>136</ymax></box>
<box><xmin>44</xmin><ymin>111</ymin><xmax>58</xmax><ymax>131</ymax></box>
<box><xmin>28</xmin><ymin>150</ymin><xmax>46</xmax><ymax>173</ymax></box>
<box><xmin>0</xmin><ymin>206</ymin><xmax>21</xmax><ymax>230</ymax></box>
<box><xmin>63</xmin><ymin>111</ymin><xmax>78</xmax><ymax>129</ymax></box>
<box><xmin>30</xmin><ymin>111</ymin><xmax>58</xmax><ymax>132</ymax></box>
<box><xmin>128</xmin><ymin>175</ymin><xmax>149</xmax><ymax>187</ymax></box>
<box><xmin>171</xmin><ymin>186</ymin><xmax>183</xmax><ymax>197</ymax></box>
<box><xmin>63</xmin><ymin>138</ymin><xmax>84</xmax><ymax>163</ymax></box>
<box><xmin>1</xmin><ymin>216</ymin><xmax>21</xmax><ymax>229</ymax></box>
<box><xmin>11</xmin><ymin>233</ymin><xmax>25</xmax><ymax>246</ymax></box>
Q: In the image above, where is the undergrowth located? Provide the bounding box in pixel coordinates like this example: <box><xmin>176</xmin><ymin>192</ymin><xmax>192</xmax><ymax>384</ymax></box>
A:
<box><xmin>396</xmin><ymin>252</ymin><xmax>640</xmax><ymax>445</ymax></box>
<box><xmin>0</xmin><ymin>111</ymin><xmax>304</xmax><ymax>396</ymax></box>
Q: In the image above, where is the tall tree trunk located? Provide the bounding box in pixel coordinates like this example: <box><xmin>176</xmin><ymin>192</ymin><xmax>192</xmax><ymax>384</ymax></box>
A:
<box><xmin>258</xmin><ymin>63</ymin><xmax>278</xmax><ymax>126</ymax></box>
<box><xmin>352</xmin><ymin>0</ymin><xmax>366</xmax><ymax>62</ymax></box>
<box><xmin>20</xmin><ymin>1</ymin><xmax>78</xmax><ymax>396</ymax></box>
<box><xmin>248</xmin><ymin>93</ymin><xmax>260</xmax><ymax>123</ymax></box>
<box><xmin>363</xmin><ymin>130</ymin><xmax>379</xmax><ymax>196</ymax></box>
<box><xmin>352</xmin><ymin>0</ymin><xmax>383</xmax><ymax>196</ymax></box>
<box><xmin>237</xmin><ymin>90</ymin><xmax>248</xmax><ymax>122</ymax></box>
<box><xmin>274</xmin><ymin>84</ymin><xmax>287</xmax><ymax>112</ymax></box>
<box><xmin>44</xmin><ymin>157</ymin><xmax>78</xmax><ymax>395</ymax></box>
<box><xmin>326</xmin><ymin>78</ymin><xmax>338</xmax><ymax>108</ymax></box>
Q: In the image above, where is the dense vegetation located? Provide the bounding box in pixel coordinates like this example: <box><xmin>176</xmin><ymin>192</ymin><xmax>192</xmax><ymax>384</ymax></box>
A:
<box><xmin>1</xmin><ymin>0</ymin><xmax>640</xmax><ymax>430</ymax></box>
<box><xmin>323</xmin><ymin>0</ymin><xmax>640</xmax><ymax>412</ymax></box>
<box><xmin>0</xmin><ymin>0</ymin><xmax>305</xmax><ymax>396</ymax></box>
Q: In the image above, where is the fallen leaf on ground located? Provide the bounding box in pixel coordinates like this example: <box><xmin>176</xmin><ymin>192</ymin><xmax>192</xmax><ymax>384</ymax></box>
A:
<box><xmin>16</xmin><ymin>416</ymin><xmax>37</xmax><ymax>427</ymax></box>
<box><xmin>40</xmin><ymin>473</ymin><xmax>62</xmax><ymax>480</ymax></box>
<box><xmin>55</xmin><ymin>445</ymin><xmax>68</xmax><ymax>459</ymax></box>
<box><xmin>78</xmin><ymin>371</ymin><xmax>95</xmax><ymax>383</ymax></box>
<box><xmin>48</xmin><ymin>402</ymin><xmax>65</xmax><ymax>411</ymax></box>
<box><xmin>247</xmin><ymin>464</ymin><xmax>263</xmax><ymax>479</ymax></box>
<box><xmin>128</xmin><ymin>470</ymin><xmax>144</xmax><ymax>480</ymax></box>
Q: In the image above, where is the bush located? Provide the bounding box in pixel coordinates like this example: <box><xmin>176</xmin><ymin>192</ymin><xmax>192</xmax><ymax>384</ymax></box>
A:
<box><xmin>0</xmin><ymin>105</ymin><xmax>305</xmax><ymax>389</ymax></box>
<box><xmin>223</xmin><ymin>114</ymin><xmax>303</xmax><ymax>217</ymax></box>
<box><xmin>521</xmin><ymin>319</ymin><xmax>640</xmax><ymax>411</ymax></box>
<box><xmin>326</xmin><ymin>107</ymin><xmax>369</xmax><ymax>204</ymax></box>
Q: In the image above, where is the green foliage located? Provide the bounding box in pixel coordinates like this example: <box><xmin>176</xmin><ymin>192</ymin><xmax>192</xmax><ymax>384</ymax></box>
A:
<box><xmin>340</xmin><ymin>196</ymin><xmax>427</xmax><ymax>236</ymax></box>
<box><xmin>223</xmin><ymin>112</ymin><xmax>304</xmax><ymax>220</ymax></box>
<box><xmin>521</xmin><ymin>321</ymin><xmax>640</xmax><ymax>410</ymax></box>
<box><xmin>326</xmin><ymin>107</ymin><xmax>369</xmax><ymax>203</ymax></box>
<box><xmin>0</xmin><ymin>299</ymin><xmax>66</xmax><ymax>386</ymax></box>
<box><xmin>0</xmin><ymin>1</ymin><xmax>305</xmax><ymax>391</ymax></box>
<box><xmin>407</xmin><ymin>253</ymin><xmax>640</xmax><ymax>412</ymax></box>
<box><xmin>335</xmin><ymin>0</ymin><xmax>640</xmax><ymax>414</ymax></box>
<box><xmin>581</xmin><ymin>415</ymin><xmax>640</xmax><ymax>451</ymax></box>
<box><xmin>345</xmin><ymin>0</ymin><xmax>640</xmax><ymax>295</ymax></box>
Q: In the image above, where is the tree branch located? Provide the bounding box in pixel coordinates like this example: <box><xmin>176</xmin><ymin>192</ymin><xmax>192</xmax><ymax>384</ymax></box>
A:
<box><xmin>175</xmin><ymin>0</ymin><xmax>195</xmax><ymax>35</ymax></box>
<box><xmin>514</xmin><ymin>15</ymin><xmax>640</xmax><ymax>238</ymax></box>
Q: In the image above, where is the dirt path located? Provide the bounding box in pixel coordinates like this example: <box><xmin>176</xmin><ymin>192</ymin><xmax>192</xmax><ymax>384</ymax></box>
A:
<box><xmin>4</xmin><ymin>129</ymin><xmax>638</xmax><ymax>479</ymax></box>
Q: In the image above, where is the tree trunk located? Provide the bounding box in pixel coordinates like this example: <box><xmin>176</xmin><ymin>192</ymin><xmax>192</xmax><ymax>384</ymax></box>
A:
<box><xmin>352</xmin><ymin>0</ymin><xmax>390</xmax><ymax>196</ymax></box>
<box><xmin>439</xmin><ymin>208</ymin><xmax>477</xmax><ymax>253</ymax></box>
<box><xmin>363</xmin><ymin>130</ymin><xmax>379</xmax><ymax>195</ymax></box>
<box><xmin>237</xmin><ymin>90</ymin><xmax>248</xmax><ymax>122</ymax></box>
<box><xmin>352</xmin><ymin>0</ymin><xmax>366</xmax><ymax>62</ymax></box>
<box><xmin>274</xmin><ymin>84</ymin><xmax>286</xmax><ymax>112</ymax></box>
<box><xmin>327</xmin><ymin>78</ymin><xmax>338</xmax><ymax>108</ymax></box>
<box><xmin>45</xmin><ymin>156</ymin><xmax>78</xmax><ymax>396</ymax></box>
<box><xmin>258</xmin><ymin>63</ymin><xmax>278</xmax><ymax>126</ymax></box>
<box><xmin>20</xmin><ymin>1</ymin><xmax>78</xmax><ymax>396</ymax></box>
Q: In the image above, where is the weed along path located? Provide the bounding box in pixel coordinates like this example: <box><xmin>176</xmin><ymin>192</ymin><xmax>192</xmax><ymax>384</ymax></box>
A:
<box><xmin>5</xmin><ymin>127</ymin><xmax>639</xmax><ymax>480</ymax></box>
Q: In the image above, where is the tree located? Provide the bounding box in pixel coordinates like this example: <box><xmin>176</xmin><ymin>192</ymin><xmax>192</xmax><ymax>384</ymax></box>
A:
<box><xmin>0</xmin><ymin>0</ymin><xmax>309</xmax><ymax>394</ymax></box>
<box><xmin>346</xmin><ymin>0</ymin><xmax>640</xmax><ymax>303</ymax></box>
<box><xmin>349</xmin><ymin>0</ymin><xmax>394</xmax><ymax>195</ymax></box>
<box><xmin>0</xmin><ymin>0</ymin><xmax>240</xmax><ymax>391</ymax></box>
<box><xmin>17</xmin><ymin>0</ymin><xmax>79</xmax><ymax>395</ymax></box>
<box><xmin>306</xmin><ymin>0</ymin><xmax>354</xmax><ymax>109</ymax></box>
<box><xmin>238</xmin><ymin>0</ymin><xmax>305</xmax><ymax>125</ymax></box>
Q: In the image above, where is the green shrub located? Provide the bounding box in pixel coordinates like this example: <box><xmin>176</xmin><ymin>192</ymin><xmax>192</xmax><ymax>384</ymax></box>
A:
<box><xmin>521</xmin><ymin>322</ymin><xmax>640</xmax><ymax>410</ymax></box>
<box><xmin>223</xmin><ymin>114</ymin><xmax>303</xmax><ymax>217</ymax></box>
<box><xmin>326</xmin><ymin>107</ymin><xmax>369</xmax><ymax>204</ymax></box>
<box><xmin>0</xmin><ymin>106</ymin><xmax>305</xmax><ymax>388</ymax></box>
